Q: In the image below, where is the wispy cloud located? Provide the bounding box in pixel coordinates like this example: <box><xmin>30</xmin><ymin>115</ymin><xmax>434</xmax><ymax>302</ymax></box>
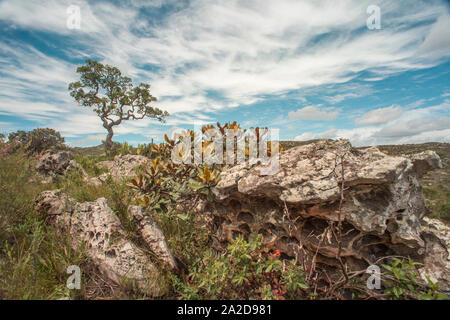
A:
<box><xmin>355</xmin><ymin>105</ymin><xmax>404</xmax><ymax>126</ymax></box>
<box><xmin>289</xmin><ymin>105</ymin><xmax>340</xmax><ymax>121</ymax></box>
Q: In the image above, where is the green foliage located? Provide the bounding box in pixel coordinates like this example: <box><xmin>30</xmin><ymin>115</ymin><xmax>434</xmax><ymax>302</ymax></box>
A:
<box><xmin>8</xmin><ymin>128</ymin><xmax>66</xmax><ymax>155</ymax></box>
<box><xmin>382</xmin><ymin>257</ymin><xmax>448</xmax><ymax>300</ymax></box>
<box><xmin>128</xmin><ymin>156</ymin><xmax>198</xmax><ymax>214</ymax></box>
<box><xmin>173</xmin><ymin>234</ymin><xmax>308</xmax><ymax>300</ymax></box>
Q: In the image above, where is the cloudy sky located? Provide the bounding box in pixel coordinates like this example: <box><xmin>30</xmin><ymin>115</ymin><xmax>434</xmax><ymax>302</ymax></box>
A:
<box><xmin>0</xmin><ymin>0</ymin><xmax>449</xmax><ymax>147</ymax></box>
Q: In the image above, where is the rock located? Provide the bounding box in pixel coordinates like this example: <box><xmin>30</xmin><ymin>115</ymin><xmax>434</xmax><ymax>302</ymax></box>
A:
<box><xmin>36</xmin><ymin>150</ymin><xmax>74</xmax><ymax>175</ymax></box>
<box><xmin>128</xmin><ymin>205</ymin><xmax>178</xmax><ymax>271</ymax></box>
<box><xmin>410</xmin><ymin>151</ymin><xmax>442</xmax><ymax>178</ymax></box>
<box><xmin>97</xmin><ymin>154</ymin><xmax>148</xmax><ymax>181</ymax></box>
<box><xmin>35</xmin><ymin>150</ymin><xmax>82</xmax><ymax>183</ymax></box>
<box><xmin>206</xmin><ymin>139</ymin><xmax>445</xmax><ymax>279</ymax></box>
<box><xmin>35</xmin><ymin>150</ymin><xmax>91</xmax><ymax>184</ymax></box>
<box><xmin>34</xmin><ymin>190</ymin><xmax>173</xmax><ymax>296</ymax></box>
<box><xmin>419</xmin><ymin>217</ymin><xmax>450</xmax><ymax>292</ymax></box>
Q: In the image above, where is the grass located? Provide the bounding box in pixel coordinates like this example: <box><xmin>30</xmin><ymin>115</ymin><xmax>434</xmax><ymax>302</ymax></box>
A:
<box><xmin>0</xmin><ymin>148</ymin><xmax>138</xmax><ymax>299</ymax></box>
<box><xmin>0</xmin><ymin>151</ymin><xmax>88</xmax><ymax>299</ymax></box>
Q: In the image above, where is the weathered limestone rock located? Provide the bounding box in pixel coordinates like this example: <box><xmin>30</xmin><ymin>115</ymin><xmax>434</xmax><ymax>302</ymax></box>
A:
<box><xmin>36</xmin><ymin>150</ymin><xmax>74</xmax><ymax>175</ymax></box>
<box><xmin>128</xmin><ymin>205</ymin><xmax>178</xmax><ymax>271</ymax></box>
<box><xmin>97</xmin><ymin>154</ymin><xmax>148</xmax><ymax>181</ymax></box>
<box><xmin>419</xmin><ymin>217</ymin><xmax>450</xmax><ymax>292</ymax></box>
<box><xmin>206</xmin><ymin>139</ymin><xmax>446</xmax><ymax>286</ymax></box>
<box><xmin>34</xmin><ymin>190</ymin><xmax>173</xmax><ymax>296</ymax></box>
<box><xmin>35</xmin><ymin>150</ymin><xmax>84</xmax><ymax>183</ymax></box>
<box><xmin>34</xmin><ymin>150</ymin><xmax>104</xmax><ymax>186</ymax></box>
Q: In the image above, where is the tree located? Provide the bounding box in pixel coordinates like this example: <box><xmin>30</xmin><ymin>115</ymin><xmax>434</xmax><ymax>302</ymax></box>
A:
<box><xmin>68</xmin><ymin>60</ymin><xmax>169</xmax><ymax>149</ymax></box>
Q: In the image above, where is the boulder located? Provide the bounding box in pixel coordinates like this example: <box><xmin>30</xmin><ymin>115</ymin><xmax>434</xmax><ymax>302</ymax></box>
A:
<box><xmin>34</xmin><ymin>190</ymin><xmax>174</xmax><ymax>296</ymax></box>
<box><xmin>128</xmin><ymin>205</ymin><xmax>178</xmax><ymax>271</ymax></box>
<box><xmin>35</xmin><ymin>150</ymin><xmax>84</xmax><ymax>183</ymax></box>
<box><xmin>205</xmin><ymin>139</ymin><xmax>447</xmax><ymax>289</ymax></box>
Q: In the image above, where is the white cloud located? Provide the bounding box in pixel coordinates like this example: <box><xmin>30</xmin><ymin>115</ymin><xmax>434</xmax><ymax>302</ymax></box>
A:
<box><xmin>289</xmin><ymin>105</ymin><xmax>340</xmax><ymax>121</ymax></box>
<box><xmin>3</xmin><ymin>0</ymin><xmax>446</xmax><ymax>113</ymax></box>
<box><xmin>355</xmin><ymin>105</ymin><xmax>404</xmax><ymax>126</ymax></box>
<box><xmin>295</xmin><ymin>103</ymin><xmax>450</xmax><ymax>146</ymax></box>
<box><xmin>418</xmin><ymin>13</ymin><xmax>450</xmax><ymax>59</ymax></box>
<box><xmin>376</xmin><ymin>116</ymin><xmax>450</xmax><ymax>138</ymax></box>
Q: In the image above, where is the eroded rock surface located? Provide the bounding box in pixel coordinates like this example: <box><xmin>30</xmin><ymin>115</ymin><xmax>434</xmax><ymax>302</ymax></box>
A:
<box><xmin>420</xmin><ymin>217</ymin><xmax>450</xmax><ymax>291</ymax></box>
<box><xmin>97</xmin><ymin>154</ymin><xmax>148</xmax><ymax>181</ymax></box>
<box><xmin>34</xmin><ymin>190</ymin><xmax>175</xmax><ymax>296</ymax></box>
<box><xmin>206</xmin><ymin>139</ymin><xmax>447</xmax><ymax>288</ymax></box>
<box><xmin>129</xmin><ymin>205</ymin><xmax>178</xmax><ymax>271</ymax></box>
<box><xmin>35</xmin><ymin>150</ymin><xmax>82</xmax><ymax>182</ymax></box>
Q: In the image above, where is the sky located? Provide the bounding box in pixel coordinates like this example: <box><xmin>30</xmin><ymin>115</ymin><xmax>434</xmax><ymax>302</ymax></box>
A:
<box><xmin>0</xmin><ymin>0</ymin><xmax>449</xmax><ymax>147</ymax></box>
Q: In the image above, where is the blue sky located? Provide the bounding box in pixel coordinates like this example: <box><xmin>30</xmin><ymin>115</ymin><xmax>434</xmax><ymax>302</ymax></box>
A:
<box><xmin>0</xmin><ymin>0</ymin><xmax>449</xmax><ymax>147</ymax></box>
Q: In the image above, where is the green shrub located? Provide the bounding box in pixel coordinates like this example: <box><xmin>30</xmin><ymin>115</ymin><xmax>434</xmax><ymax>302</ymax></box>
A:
<box><xmin>8</xmin><ymin>128</ymin><xmax>66</xmax><ymax>155</ymax></box>
<box><xmin>382</xmin><ymin>257</ymin><xmax>448</xmax><ymax>300</ymax></box>
<box><xmin>173</xmin><ymin>234</ymin><xmax>308</xmax><ymax>300</ymax></box>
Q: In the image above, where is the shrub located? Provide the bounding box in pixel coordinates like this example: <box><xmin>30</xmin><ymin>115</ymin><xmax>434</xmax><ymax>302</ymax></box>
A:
<box><xmin>8</xmin><ymin>128</ymin><xmax>66</xmax><ymax>155</ymax></box>
<box><xmin>173</xmin><ymin>234</ymin><xmax>308</xmax><ymax>300</ymax></box>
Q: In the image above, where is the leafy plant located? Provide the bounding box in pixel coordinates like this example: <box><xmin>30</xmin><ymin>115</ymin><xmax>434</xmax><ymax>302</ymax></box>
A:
<box><xmin>174</xmin><ymin>234</ymin><xmax>308</xmax><ymax>300</ymax></box>
<box><xmin>382</xmin><ymin>257</ymin><xmax>448</xmax><ymax>300</ymax></box>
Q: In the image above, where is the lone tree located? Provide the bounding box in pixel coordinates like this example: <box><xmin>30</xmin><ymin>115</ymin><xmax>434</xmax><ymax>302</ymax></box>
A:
<box><xmin>69</xmin><ymin>60</ymin><xmax>169</xmax><ymax>149</ymax></box>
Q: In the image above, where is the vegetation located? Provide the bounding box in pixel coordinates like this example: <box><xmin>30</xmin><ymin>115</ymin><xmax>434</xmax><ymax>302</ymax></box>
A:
<box><xmin>0</xmin><ymin>128</ymin><xmax>448</xmax><ymax>300</ymax></box>
<box><xmin>173</xmin><ymin>234</ymin><xmax>309</xmax><ymax>300</ymax></box>
<box><xmin>8</xmin><ymin>128</ymin><xmax>66</xmax><ymax>155</ymax></box>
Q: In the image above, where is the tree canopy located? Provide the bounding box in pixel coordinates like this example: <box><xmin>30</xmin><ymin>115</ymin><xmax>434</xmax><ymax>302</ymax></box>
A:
<box><xmin>68</xmin><ymin>60</ymin><xmax>169</xmax><ymax>149</ymax></box>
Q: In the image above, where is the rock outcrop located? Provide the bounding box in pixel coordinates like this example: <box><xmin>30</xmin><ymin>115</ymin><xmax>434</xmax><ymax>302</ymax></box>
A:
<box><xmin>419</xmin><ymin>217</ymin><xmax>450</xmax><ymax>291</ymax></box>
<box><xmin>205</xmin><ymin>139</ymin><xmax>447</xmax><ymax>289</ymax></box>
<box><xmin>35</xmin><ymin>150</ymin><xmax>82</xmax><ymax>182</ymax></box>
<box><xmin>34</xmin><ymin>190</ymin><xmax>176</xmax><ymax>296</ymax></box>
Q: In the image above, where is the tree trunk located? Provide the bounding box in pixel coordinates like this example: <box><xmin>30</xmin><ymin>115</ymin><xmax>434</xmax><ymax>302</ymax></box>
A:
<box><xmin>105</xmin><ymin>127</ymin><xmax>114</xmax><ymax>150</ymax></box>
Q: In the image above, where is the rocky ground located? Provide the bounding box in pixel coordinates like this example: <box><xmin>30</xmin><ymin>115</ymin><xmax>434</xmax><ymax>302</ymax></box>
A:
<box><xmin>2</xmin><ymin>139</ymin><xmax>449</xmax><ymax>299</ymax></box>
<box><xmin>30</xmin><ymin>139</ymin><xmax>450</xmax><ymax>297</ymax></box>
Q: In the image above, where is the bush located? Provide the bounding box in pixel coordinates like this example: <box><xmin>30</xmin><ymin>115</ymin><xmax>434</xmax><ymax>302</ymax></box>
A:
<box><xmin>8</xmin><ymin>128</ymin><xmax>66</xmax><ymax>155</ymax></box>
<box><xmin>173</xmin><ymin>234</ymin><xmax>309</xmax><ymax>300</ymax></box>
